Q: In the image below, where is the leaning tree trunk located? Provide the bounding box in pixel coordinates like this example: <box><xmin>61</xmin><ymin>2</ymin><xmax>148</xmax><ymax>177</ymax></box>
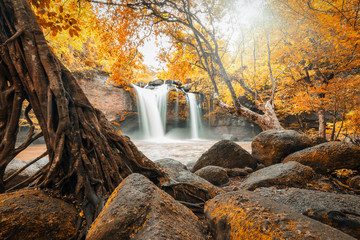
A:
<box><xmin>0</xmin><ymin>0</ymin><xmax>167</xmax><ymax>229</ymax></box>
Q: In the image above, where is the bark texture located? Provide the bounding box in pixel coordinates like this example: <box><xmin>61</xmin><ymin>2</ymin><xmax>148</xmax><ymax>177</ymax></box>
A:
<box><xmin>0</xmin><ymin>0</ymin><xmax>166</xmax><ymax>229</ymax></box>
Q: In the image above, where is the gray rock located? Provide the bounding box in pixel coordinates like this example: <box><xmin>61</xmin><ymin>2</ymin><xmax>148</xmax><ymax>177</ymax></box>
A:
<box><xmin>204</xmin><ymin>190</ymin><xmax>355</xmax><ymax>240</ymax></box>
<box><xmin>87</xmin><ymin>174</ymin><xmax>206</xmax><ymax>240</ymax></box>
<box><xmin>182</xmin><ymin>83</ymin><xmax>193</xmax><ymax>91</ymax></box>
<box><xmin>155</xmin><ymin>158</ymin><xmax>223</xmax><ymax>205</ymax></box>
<box><xmin>240</xmin><ymin>161</ymin><xmax>316</xmax><ymax>190</ymax></box>
<box><xmin>5</xmin><ymin>158</ymin><xmax>49</xmax><ymax>188</ymax></box>
<box><xmin>283</xmin><ymin>142</ymin><xmax>360</xmax><ymax>173</ymax></box>
<box><xmin>149</xmin><ymin>79</ymin><xmax>164</xmax><ymax>86</ymax></box>
<box><xmin>185</xmin><ymin>160</ymin><xmax>197</xmax><ymax>172</ymax></box>
<box><xmin>252</xmin><ymin>130</ymin><xmax>313</xmax><ymax>166</ymax></box>
<box><xmin>192</xmin><ymin>140</ymin><xmax>256</xmax><ymax>172</ymax></box>
<box><xmin>255</xmin><ymin>188</ymin><xmax>360</xmax><ymax>239</ymax></box>
<box><xmin>165</xmin><ymin>79</ymin><xmax>182</xmax><ymax>86</ymax></box>
<box><xmin>195</xmin><ymin>166</ymin><xmax>229</xmax><ymax>186</ymax></box>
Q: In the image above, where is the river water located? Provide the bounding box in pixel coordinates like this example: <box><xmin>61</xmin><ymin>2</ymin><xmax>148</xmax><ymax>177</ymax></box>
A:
<box><xmin>15</xmin><ymin>140</ymin><xmax>252</xmax><ymax>165</ymax></box>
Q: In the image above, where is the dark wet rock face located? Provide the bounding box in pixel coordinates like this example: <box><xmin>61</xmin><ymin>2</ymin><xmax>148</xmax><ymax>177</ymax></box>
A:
<box><xmin>283</xmin><ymin>142</ymin><xmax>360</xmax><ymax>173</ymax></box>
<box><xmin>348</xmin><ymin>175</ymin><xmax>360</xmax><ymax>190</ymax></box>
<box><xmin>204</xmin><ymin>190</ymin><xmax>355</xmax><ymax>240</ymax></box>
<box><xmin>192</xmin><ymin>140</ymin><xmax>256</xmax><ymax>172</ymax></box>
<box><xmin>154</xmin><ymin>158</ymin><xmax>223</xmax><ymax>205</ymax></box>
<box><xmin>252</xmin><ymin>130</ymin><xmax>313</xmax><ymax>166</ymax></box>
<box><xmin>195</xmin><ymin>166</ymin><xmax>229</xmax><ymax>186</ymax></box>
<box><xmin>87</xmin><ymin>174</ymin><xmax>206</xmax><ymax>240</ymax></box>
<box><xmin>0</xmin><ymin>189</ymin><xmax>77</xmax><ymax>240</ymax></box>
<box><xmin>226</xmin><ymin>167</ymin><xmax>252</xmax><ymax>177</ymax></box>
<box><xmin>240</xmin><ymin>161</ymin><xmax>316</xmax><ymax>190</ymax></box>
<box><xmin>149</xmin><ymin>79</ymin><xmax>164</xmax><ymax>86</ymax></box>
<box><xmin>255</xmin><ymin>188</ymin><xmax>360</xmax><ymax>238</ymax></box>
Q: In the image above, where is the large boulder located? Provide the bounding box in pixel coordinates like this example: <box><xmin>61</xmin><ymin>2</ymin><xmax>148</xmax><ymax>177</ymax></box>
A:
<box><xmin>87</xmin><ymin>174</ymin><xmax>206</xmax><ymax>240</ymax></box>
<box><xmin>283</xmin><ymin>142</ymin><xmax>360</xmax><ymax>173</ymax></box>
<box><xmin>240</xmin><ymin>161</ymin><xmax>316</xmax><ymax>190</ymax></box>
<box><xmin>192</xmin><ymin>140</ymin><xmax>256</xmax><ymax>172</ymax></box>
<box><xmin>0</xmin><ymin>189</ymin><xmax>77</xmax><ymax>240</ymax></box>
<box><xmin>204</xmin><ymin>190</ymin><xmax>355</xmax><ymax>240</ymax></box>
<box><xmin>252</xmin><ymin>130</ymin><xmax>312</xmax><ymax>166</ymax></box>
<box><xmin>256</xmin><ymin>188</ymin><xmax>360</xmax><ymax>238</ymax></box>
<box><xmin>155</xmin><ymin>158</ymin><xmax>223</xmax><ymax>205</ymax></box>
<box><xmin>195</xmin><ymin>166</ymin><xmax>229</xmax><ymax>186</ymax></box>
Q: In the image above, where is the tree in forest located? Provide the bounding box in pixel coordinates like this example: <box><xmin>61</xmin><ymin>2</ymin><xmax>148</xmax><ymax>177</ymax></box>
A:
<box><xmin>126</xmin><ymin>0</ymin><xmax>285</xmax><ymax>131</ymax></box>
<box><xmin>271</xmin><ymin>0</ymin><xmax>360</xmax><ymax>139</ymax></box>
<box><xmin>0</xmin><ymin>0</ymin><xmax>191</xmax><ymax>235</ymax></box>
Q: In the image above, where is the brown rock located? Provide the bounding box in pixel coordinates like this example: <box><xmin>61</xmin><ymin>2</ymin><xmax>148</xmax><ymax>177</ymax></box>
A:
<box><xmin>195</xmin><ymin>166</ymin><xmax>229</xmax><ymax>186</ymax></box>
<box><xmin>252</xmin><ymin>130</ymin><xmax>312</xmax><ymax>166</ymax></box>
<box><xmin>283</xmin><ymin>142</ymin><xmax>360</xmax><ymax>173</ymax></box>
<box><xmin>226</xmin><ymin>168</ymin><xmax>250</xmax><ymax>177</ymax></box>
<box><xmin>204</xmin><ymin>190</ymin><xmax>355</xmax><ymax>240</ymax></box>
<box><xmin>155</xmin><ymin>158</ymin><xmax>223</xmax><ymax>205</ymax></box>
<box><xmin>0</xmin><ymin>189</ymin><xmax>77</xmax><ymax>240</ymax></box>
<box><xmin>240</xmin><ymin>161</ymin><xmax>316</xmax><ymax>190</ymax></box>
<box><xmin>87</xmin><ymin>173</ymin><xmax>206</xmax><ymax>240</ymax></box>
<box><xmin>192</xmin><ymin>140</ymin><xmax>256</xmax><ymax>172</ymax></box>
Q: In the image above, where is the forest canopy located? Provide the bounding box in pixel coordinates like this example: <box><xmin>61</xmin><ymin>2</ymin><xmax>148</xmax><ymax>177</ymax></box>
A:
<box><xmin>32</xmin><ymin>0</ymin><xmax>360</xmax><ymax>139</ymax></box>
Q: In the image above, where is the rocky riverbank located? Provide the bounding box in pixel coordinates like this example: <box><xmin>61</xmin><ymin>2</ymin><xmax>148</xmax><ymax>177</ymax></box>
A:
<box><xmin>1</xmin><ymin>130</ymin><xmax>360</xmax><ymax>239</ymax></box>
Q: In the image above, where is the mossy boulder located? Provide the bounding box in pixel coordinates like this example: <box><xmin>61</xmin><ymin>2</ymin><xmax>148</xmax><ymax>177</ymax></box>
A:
<box><xmin>256</xmin><ymin>188</ymin><xmax>360</xmax><ymax>239</ymax></box>
<box><xmin>192</xmin><ymin>140</ymin><xmax>256</xmax><ymax>172</ymax></box>
<box><xmin>0</xmin><ymin>189</ymin><xmax>77</xmax><ymax>240</ymax></box>
<box><xmin>204</xmin><ymin>190</ymin><xmax>355</xmax><ymax>240</ymax></box>
<box><xmin>87</xmin><ymin>173</ymin><xmax>206</xmax><ymax>240</ymax></box>
<box><xmin>283</xmin><ymin>142</ymin><xmax>360</xmax><ymax>173</ymax></box>
<box><xmin>252</xmin><ymin>130</ymin><xmax>312</xmax><ymax>166</ymax></box>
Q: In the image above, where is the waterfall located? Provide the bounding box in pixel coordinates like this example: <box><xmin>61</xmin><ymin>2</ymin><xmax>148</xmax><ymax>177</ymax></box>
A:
<box><xmin>133</xmin><ymin>84</ymin><xmax>168</xmax><ymax>139</ymax></box>
<box><xmin>174</xmin><ymin>88</ymin><xmax>179</xmax><ymax>128</ymax></box>
<box><xmin>133</xmin><ymin>82</ymin><xmax>204</xmax><ymax>140</ymax></box>
<box><xmin>188</xmin><ymin>93</ymin><xmax>203</xmax><ymax>139</ymax></box>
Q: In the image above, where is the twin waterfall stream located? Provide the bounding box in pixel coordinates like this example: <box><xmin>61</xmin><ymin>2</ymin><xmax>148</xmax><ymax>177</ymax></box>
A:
<box><xmin>133</xmin><ymin>83</ymin><xmax>203</xmax><ymax>140</ymax></box>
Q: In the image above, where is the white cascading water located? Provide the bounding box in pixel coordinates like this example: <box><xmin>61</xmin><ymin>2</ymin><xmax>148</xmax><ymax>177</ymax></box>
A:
<box><xmin>133</xmin><ymin>84</ymin><xmax>169</xmax><ymax>139</ymax></box>
<box><xmin>188</xmin><ymin>93</ymin><xmax>203</xmax><ymax>139</ymax></box>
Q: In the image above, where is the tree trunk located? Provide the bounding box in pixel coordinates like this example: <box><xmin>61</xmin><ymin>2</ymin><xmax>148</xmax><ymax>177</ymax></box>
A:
<box><xmin>0</xmin><ymin>0</ymin><xmax>167</xmax><ymax>229</ymax></box>
<box><xmin>318</xmin><ymin>109</ymin><xmax>326</xmax><ymax>138</ymax></box>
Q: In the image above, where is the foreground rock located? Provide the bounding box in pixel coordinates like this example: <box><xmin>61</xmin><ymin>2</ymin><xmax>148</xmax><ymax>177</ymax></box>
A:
<box><xmin>240</xmin><ymin>161</ymin><xmax>316</xmax><ymax>190</ymax></box>
<box><xmin>252</xmin><ymin>130</ymin><xmax>312</xmax><ymax>166</ymax></box>
<box><xmin>195</xmin><ymin>166</ymin><xmax>229</xmax><ymax>186</ymax></box>
<box><xmin>256</xmin><ymin>188</ymin><xmax>360</xmax><ymax>238</ymax></box>
<box><xmin>5</xmin><ymin>158</ymin><xmax>49</xmax><ymax>188</ymax></box>
<box><xmin>192</xmin><ymin>140</ymin><xmax>256</xmax><ymax>172</ymax></box>
<box><xmin>204</xmin><ymin>190</ymin><xmax>355</xmax><ymax>240</ymax></box>
<box><xmin>155</xmin><ymin>159</ymin><xmax>223</xmax><ymax>205</ymax></box>
<box><xmin>283</xmin><ymin>142</ymin><xmax>360</xmax><ymax>173</ymax></box>
<box><xmin>0</xmin><ymin>189</ymin><xmax>77</xmax><ymax>240</ymax></box>
<box><xmin>226</xmin><ymin>167</ymin><xmax>253</xmax><ymax>177</ymax></box>
<box><xmin>87</xmin><ymin>174</ymin><xmax>206</xmax><ymax>240</ymax></box>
